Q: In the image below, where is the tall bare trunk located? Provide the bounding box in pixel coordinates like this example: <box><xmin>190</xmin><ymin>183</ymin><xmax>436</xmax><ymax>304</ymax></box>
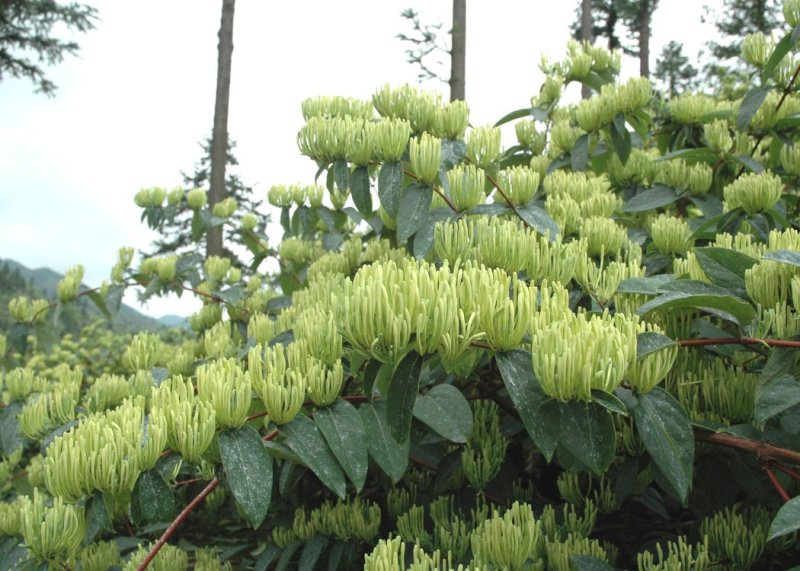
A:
<box><xmin>207</xmin><ymin>0</ymin><xmax>235</xmax><ymax>259</ymax></box>
<box><xmin>449</xmin><ymin>0</ymin><xmax>466</xmax><ymax>101</ymax></box>
<box><xmin>638</xmin><ymin>0</ymin><xmax>650</xmax><ymax>77</ymax></box>
<box><xmin>580</xmin><ymin>0</ymin><xmax>593</xmax><ymax>99</ymax></box>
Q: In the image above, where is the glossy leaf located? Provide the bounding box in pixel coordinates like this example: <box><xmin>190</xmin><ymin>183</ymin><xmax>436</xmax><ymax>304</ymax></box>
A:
<box><xmin>441</xmin><ymin>139</ymin><xmax>466</xmax><ymax>170</ymax></box>
<box><xmin>219</xmin><ymin>426</ymin><xmax>273</xmax><ymax>528</ymax></box>
<box><xmin>349</xmin><ymin>166</ymin><xmax>372</xmax><ymax>215</ymax></box>
<box><xmin>132</xmin><ymin>469</ymin><xmax>176</xmax><ymax>524</ymax></box>
<box><xmin>396</xmin><ymin>183</ymin><xmax>433</xmax><ymax>244</ymax></box>
<box><xmin>282</xmin><ymin>415</ymin><xmax>346</xmax><ymax>499</ymax></box>
<box><xmin>636</xmin><ymin>331</ymin><xmax>677</xmax><ymax>360</ymax></box>
<box><xmin>314</xmin><ymin>399</ymin><xmax>368</xmax><ymax>491</ymax></box>
<box><xmin>494</xmin><ymin>107</ymin><xmax>531</xmax><ymax>127</ymax></box>
<box><xmin>591</xmin><ymin>390</ymin><xmax>628</xmax><ymax>416</ymax></box>
<box><xmin>764</xmin><ymin>249</ymin><xmax>800</xmax><ymax>267</ymax></box>
<box><xmin>558</xmin><ymin>401</ymin><xmax>616</xmax><ymax>476</ymax></box>
<box><xmin>632</xmin><ymin>387</ymin><xmax>694</xmax><ymax>504</ymax></box>
<box><xmin>298</xmin><ymin>535</ymin><xmax>328</xmax><ymax>571</ymax></box>
<box><xmin>413</xmin><ymin>384</ymin><xmax>473</xmax><ymax>443</ymax></box>
<box><xmin>378</xmin><ymin>162</ymin><xmax>404</xmax><ymax>218</ymax></box>
<box><xmin>637</xmin><ymin>289</ymin><xmax>755</xmax><ymax>328</ymax></box>
<box><xmin>333</xmin><ymin>159</ymin><xmax>349</xmax><ymax>192</ymax></box>
<box><xmin>738</xmin><ymin>85</ymin><xmax>770</xmax><ymax>131</ymax></box>
<box><xmin>610</xmin><ymin>112</ymin><xmax>631</xmax><ymax>163</ymax></box>
<box><xmin>516</xmin><ymin>202</ymin><xmax>559</xmax><ymax>239</ymax></box>
<box><xmin>385</xmin><ymin>352</ymin><xmax>424</xmax><ymax>443</ymax></box>
<box><xmin>767</xmin><ymin>495</ymin><xmax>800</xmax><ymax>540</ymax></box>
<box><xmin>622</xmin><ymin>185</ymin><xmax>679</xmax><ymax>212</ymax></box>
<box><xmin>496</xmin><ymin>350</ymin><xmax>559</xmax><ymax>461</ymax></box>
<box><xmin>571</xmin><ymin>556</ymin><xmax>617</xmax><ymax>571</ymax></box>
<box><xmin>693</xmin><ymin>247</ymin><xmax>758</xmax><ymax>298</ymax></box>
<box><xmin>571</xmin><ymin>134</ymin><xmax>589</xmax><ymax>171</ymax></box>
<box><xmin>754</xmin><ymin>374</ymin><xmax>800</xmax><ymax>425</ymax></box>
<box><xmin>763</xmin><ymin>31</ymin><xmax>794</xmax><ymax>81</ymax></box>
<box><xmin>359</xmin><ymin>401</ymin><xmax>409</xmax><ymax>482</ymax></box>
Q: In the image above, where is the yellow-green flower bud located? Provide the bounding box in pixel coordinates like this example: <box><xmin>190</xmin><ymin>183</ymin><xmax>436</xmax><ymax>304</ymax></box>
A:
<box><xmin>704</xmin><ymin>119</ymin><xmax>733</xmax><ymax>153</ymax></box>
<box><xmin>466</xmin><ymin>126</ymin><xmax>502</xmax><ymax>168</ymax></box>
<box><xmin>785</xmin><ymin>0</ymin><xmax>800</xmax><ymax>26</ymax></box>
<box><xmin>20</xmin><ymin>489</ymin><xmax>85</xmax><ymax>564</ymax></box>
<box><xmin>741</xmin><ymin>32</ymin><xmax>772</xmax><ymax>68</ymax></box>
<box><xmin>471</xmin><ymin>502</ymin><xmax>543</xmax><ymax>569</ymax></box>
<box><xmin>306</xmin><ymin>184</ymin><xmax>324</xmax><ymax>208</ymax></box>
<box><xmin>152</xmin><ymin>376</ymin><xmax>216</xmax><ymax>463</ymax></box>
<box><xmin>79</xmin><ymin>541</ymin><xmax>121</xmax><ymax>571</ymax></box>
<box><xmin>307</xmin><ymin>360</ymin><xmax>344</xmax><ymax>407</ymax></box>
<box><xmin>536</xmin><ymin>75</ymin><xmax>563</xmax><ymax>107</ymax></box>
<box><xmin>515</xmin><ymin>119</ymin><xmax>546</xmax><ymax>154</ymax></box>
<box><xmin>191</xmin><ymin>303</ymin><xmax>223</xmax><ymax>333</ymax></box>
<box><xmin>4</xmin><ymin>367</ymin><xmax>35</xmax><ymax>401</ymax></box>
<box><xmin>247</xmin><ymin>313</ymin><xmax>276</xmax><ymax>345</ymax></box>
<box><xmin>627</xmin><ymin>322</ymin><xmax>678</xmax><ymax>394</ymax></box>
<box><xmin>724</xmin><ymin>171</ymin><xmax>782</xmax><ymax>215</ymax></box>
<box><xmin>187</xmin><ymin>188</ymin><xmax>207</xmax><ymax>210</ymax></box>
<box><xmin>262</xmin><ymin>370</ymin><xmax>306</xmax><ymax>425</ymax></box>
<box><xmin>124</xmin><ymin>331</ymin><xmax>162</xmax><ymax>371</ymax></box>
<box><xmin>532</xmin><ymin>311</ymin><xmax>637</xmax><ymax>402</ymax></box>
<box><xmin>196</xmin><ymin>358</ymin><xmax>252</xmax><ymax>429</ymax></box>
<box><xmin>567</xmin><ymin>52</ymin><xmax>593</xmax><ymax>81</ymax></box>
<box><xmin>373</xmin><ymin>83</ymin><xmax>416</xmax><ymax>119</ymax></box>
<box><xmin>167</xmin><ymin>186</ymin><xmax>183</xmax><ymax>206</ymax></box>
<box><xmin>499</xmin><ymin>166</ymin><xmax>540</xmax><ymax>206</ymax></box>
<box><xmin>549</xmin><ymin>120</ymin><xmax>584</xmax><ymax>156</ymax></box>
<box><xmin>669</xmin><ymin>93</ymin><xmax>717</xmax><ymax>124</ymax></box>
<box><xmin>56</xmin><ymin>264</ymin><xmax>83</xmax><ymax>303</ymax></box>
<box><xmin>267</xmin><ymin>184</ymin><xmax>292</xmax><ymax>208</ymax></box>
<box><xmin>687</xmin><ymin>162</ymin><xmax>713</xmax><ymax>196</ymax></box>
<box><xmin>0</xmin><ymin>334</ymin><xmax>5</xmax><ymax>360</ymax></box>
<box><xmin>437</xmin><ymin>99</ymin><xmax>470</xmax><ymax>140</ymax></box>
<box><xmin>409</xmin><ymin>133</ymin><xmax>442</xmax><ymax>185</ymax></box>
<box><xmin>580</xmin><ymin>216</ymin><xmax>627</xmax><ymax>257</ymax></box>
<box><xmin>212</xmin><ymin>197</ymin><xmax>237</xmax><ymax>218</ymax></box>
<box><xmin>650</xmin><ymin>214</ymin><xmax>692</xmax><ymax>255</ymax></box>
<box><xmin>347</xmin><ymin>121</ymin><xmax>375</xmax><ymax>166</ymax></box>
<box><xmin>203</xmin><ymin>321</ymin><xmax>232</xmax><ymax>359</ymax></box>
<box><xmin>408</xmin><ymin>90</ymin><xmax>441</xmax><ymax>134</ymax></box>
<box><xmin>241</xmin><ymin>212</ymin><xmax>258</xmax><ymax>232</ymax></box>
<box><xmin>9</xmin><ymin>296</ymin><xmax>49</xmax><ymax>323</ymax></box>
<box><xmin>294</xmin><ymin>309</ymin><xmax>342</xmax><ymax>366</ymax></box>
<box><xmin>446</xmin><ymin>164</ymin><xmax>486</xmax><ymax>212</ymax></box>
<box><xmin>781</xmin><ymin>143</ymin><xmax>800</xmax><ymax>175</ymax></box>
<box><xmin>155</xmin><ymin>255</ymin><xmax>178</xmax><ymax>283</ymax></box>
<box><xmin>205</xmin><ymin>256</ymin><xmax>231</xmax><ymax>283</ymax></box>
<box><xmin>133</xmin><ymin>188</ymin><xmax>151</xmax><ymax>207</ymax></box>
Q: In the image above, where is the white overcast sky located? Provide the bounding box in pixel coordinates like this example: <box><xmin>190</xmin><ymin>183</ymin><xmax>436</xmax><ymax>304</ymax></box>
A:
<box><xmin>0</xmin><ymin>0</ymin><xmax>720</xmax><ymax>318</ymax></box>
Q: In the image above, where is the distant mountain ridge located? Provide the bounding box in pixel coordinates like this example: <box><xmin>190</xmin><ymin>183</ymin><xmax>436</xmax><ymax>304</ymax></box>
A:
<box><xmin>0</xmin><ymin>258</ymin><xmax>182</xmax><ymax>333</ymax></box>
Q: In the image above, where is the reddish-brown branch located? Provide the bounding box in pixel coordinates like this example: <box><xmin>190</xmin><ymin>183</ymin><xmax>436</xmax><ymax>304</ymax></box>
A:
<box><xmin>485</xmin><ymin>173</ymin><xmax>529</xmax><ymax>229</ymax></box>
<box><xmin>765</xmin><ymin>465</ymin><xmax>792</xmax><ymax>503</ymax></box>
<box><xmin>678</xmin><ymin>337</ymin><xmax>800</xmax><ymax>349</ymax></box>
<box><xmin>694</xmin><ymin>429</ymin><xmax>800</xmax><ymax>465</ymax></box>
<box><xmin>771</xmin><ymin>462</ymin><xmax>800</xmax><ymax>481</ymax></box>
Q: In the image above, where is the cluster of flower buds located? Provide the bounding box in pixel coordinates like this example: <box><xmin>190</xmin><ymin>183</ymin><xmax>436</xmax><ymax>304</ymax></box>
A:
<box><xmin>471</xmin><ymin>502</ymin><xmax>543</xmax><ymax>569</ymax></box>
<box><xmin>724</xmin><ymin>171</ymin><xmax>783</xmax><ymax>215</ymax></box>
<box><xmin>668</xmin><ymin>93</ymin><xmax>728</xmax><ymax>125</ymax></box>
<box><xmin>699</xmin><ymin>506</ymin><xmax>775</xmax><ymax>569</ymax></box>
<box><xmin>19</xmin><ymin>382</ymin><xmax>79</xmax><ymax>439</ymax></box>
<box><xmin>462</xmin><ymin>400</ymin><xmax>508</xmax><ymax>490</ymax></box>
<box><xmin>466</xmin><ymin>126</ymin><xmax>501</xmax><ymax>168</ymax></box>
<box><xmin>746</xmin><ymin>259</ymin><xmax>800</xmax><ymax>308</ymax></box>
<box><xmin>8</xmin><ymin>296</ymin><xmax>50</xmax><ymax>324</ymax></box>
<box><xmin>364</xmin><ymin>536</ymin><xmax>470</xmax><ymax>571</ymax></box>
<box><xmin>574</xmin><ymin>77</ymin><xmax>652</xmax><ymax>132</ymax></box>
<box><xmin>56</xmin><ymin>264</ymin><xmax>84</xmax><ymax>302</ymax></box>
<box><xmin>133</xmin><ymin>186</ymin><xmax>168</xmax><ymax>208</ymax></box>
<box><xmin>297</xmin><ymin>115</ymin><xmax>376</xmax><ymax>165</ymax></box>
<box><xmin>248</xmin><ymin>341</ymin><xmax>308</xmax><ymax>424</ymax></box>
<box><xmin>650</xmin><ymin>214</ymin><xmax>692</xmax><ymax>256</ymax></box>
<box><xmin>515</xmin><ymin>119</ymin><xmax>546</xmax><ymax>154</ymax></box>
<box><xmin>301</xmin><ymin>95</ymin><xmax>374</xmax><ymax>121</ymax></box>
<box><xmin>655</xmin><ymin>159</ymin><xmax>713</xmax><ymax>196</ymax></box>
<box><xmin>211</xmin><ymin>196</ymin><xmax>237</xmax><ymax>219</ymax></box>
<box><xmin>19</xmin><ymin>489</ymin><xmax>85</xmax><ymax>565</ymax></box>
<box><xmin>532</xmin><ymin>311</ymin><xmax>637</xmax><ymax>402</ymax></box>
<box><xmin>79</xmin><ymin>541</ymin><xmax>122</xmax><ymax>571</ymax></box>
<box><xmin>545</xmin><ymin>533</ymin><xmax>612</xmax><ymax>571</ymax></box>
<box><xmin>196</xmin><ymin>357</ymin><xmax>252</xmax><ymax>429</ymax></box>
<box><xmin>741</xmin><ymin>31</ymin><xmax>774</xmax><ymax>69</ymax></box>
<box><xmin>372</xmin><ymin>84</ymin><xmax>469</xmax><ymax>140</ymax></box>
<box><xmin>151</xmin><ymin>375</ymin><xmax>216</xmax><ymax>463</ymax></box>
<box><xmin>123</xmin><ymin>543</ymin><xmax>188</xmax><ymax>571</ymax></box>
<box><xmin>409</xmin><ymin>132</ymin><xmax>442</xmax><ymax>185</ymax></box>
<box><xmin>704</xmin><ymin>119</ymin><xmax>733</xmax><ymax>153</ymax></box>
<box><xmin>124</xmin><ymin>331</ymin><xmax>163</xmax><ymax>371</ymax></box>
<box><xmin>637</xmin><ymin>536</ymin><xmax>710</xmax><ymax>571</ymax></box>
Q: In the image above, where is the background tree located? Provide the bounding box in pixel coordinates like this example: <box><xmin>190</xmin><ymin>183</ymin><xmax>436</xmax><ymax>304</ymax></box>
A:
<box><xmin>397</xmin><ymin>2</ymin><xmax>467</xmax><ymax>101</ymax></box>
<box><xmin>208</xmin><ymin>0</ymin><xmax>236</xmax><ymax>259</ymax></box>
<box><xmin>702</xmin><ymin>0</ymin><xmax>781</xmax><ymax>95</ymax></box>
<box><xmin>0</xmin><ymin>0</ymin><xmax>97</xmax><ymax>95</ymax></box>
<box><xmin>579</xmin><ymin>0</ymin><xmax>593</xmax><ymax>99</ymax></box>
<box><xmin>654</xmin><ymin>40</ymin><xmax>698</xmax><ymax>97</ymax></box>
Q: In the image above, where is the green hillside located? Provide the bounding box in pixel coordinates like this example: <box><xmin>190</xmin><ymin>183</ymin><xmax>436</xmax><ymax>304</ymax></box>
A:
<box><xmin>0</xmin><ymin>258</ymin><xmax>167</xmax><ymax>335</ymax></box>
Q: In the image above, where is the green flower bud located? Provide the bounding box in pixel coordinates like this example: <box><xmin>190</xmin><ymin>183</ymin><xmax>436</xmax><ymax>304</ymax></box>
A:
<box><xmin>549</xmin><ymin>120</ymin><xmax>584</xmax><ymax>156</ymax></box>
<box><xmin>203</xmin><ymin>320</ymin><xmax>232</xmax><ymax>358</ymax></box>
<box><xmin>704</xmin><ymin>119</ymin><xmax>733</xmax><ymax>153</ymax></box>
<box><xmin>650</xmin><ymin>214</ymin><xmax>692</xmax><ymax>255</ymax></box>
<box><xmin>196</xmin><ymin>358</ymin><xmax>252</xmax><ymax>429</ymax></box>
<box><xmin>167</xmin><ymin>186</ymin><xmax>183</xmax><ymax>206</ymax></box>
<box><xmin>267</xmin><ymin>184</ymin><xmax>291</xmax><ymax>208</ymax></box>
<box><xmin>9</xmin><ymin>296</ymin><xmax>49</xmax><ymax>323</ymax></box>
<box><xmin>187</xmin><ymin>188</ymin><xmax>207</xmax><ymax>210</ymax></box>
<box><xmin>446</xmin><ymin>164</ymin><xmax>486</xmax><ymax>212</ymax></box>
<box><xmin>532</xmin><ymin>311</ymin><xmax>637</xmax><ymax>402</ymax></box>
<box><xmin>306</xmin><ymin>184</ymin><xmax>324</xmax><ymax>207</ymax></box>
<box><xmin>466</xmin><ymin>126</ymin><xmax>502</xmax><ymax>168</ymax></box>
<box><xmin>79</xmin><ymin>541</ymin><xmax>122</xmax><ymax>571</ymax></box>
<box><xmin>668</xmin><ymin>93</ymin><xmax>717</xmax><ymax>124</ymax></box>
<box><xmin>0</xmin><ymin>334</ymin><xmax>5</xmax><ymax>360</ymax></box>
<box><xmin>471</xmin><ymin>502</ymin><xmax>543</xmax><ymax>569</ymax></box>
<box><xmin>637</xmin><ymin>536</ymin><xmax>711</xmax><ymax>571</ymax></box>
<box><xmin>195</xmin><ymin>547</ymin><xmax>233</xmax><ymax>571</ymax></box>
<box><xmin>133</xmin><ymin>188</ymin><xmax>151</xmax><ymax>207</ymax></box>
<box><xmin>0</xmin><ymin>497</ymin><xmax>22</xmax><ymax>536</ymax></box>
<box><xmin>580</xmin><ymin>216</ymin><xmax>627</xmax><ymax>257</ymax></box>
<box><xmin>155</xmin><ymin>255</ymin><xmax>178</xmax><ymax>283</ymax></box>
<box><xmin>515</xmin><ymin>119</ymin><xmax>546</xmax><ymax>154</ymax></box>
<box><xmin>4</xmin><ymin>367</ymin><xmax>35</xmax><ymax>401</ymax></box>
<box><xmin>191</xmin><ymin>303</ymin><xmax>223</xmax><ymax>332</ymax></box>
<box><xmin>212</xmin><ymin>196</ymin><xmax>237</xmax><ymax>218</ymax></box>
<box><xmin>409</xmin><ymin>133</ymin><xmax>442</xmax><ymax>185</ymax></box>
<box><xmin>374</xmin><ymin>118</ymin><xmax>411</xmax><ymax>164</ymax></box>
<box><xmin>373</xmin><ymin>83</ymin><xmax>417</xmax><ymax>119</ymax></box>
<box><xmin>474</xmin><ymin>269</ymin><xmax>532</xmax><ymax>351</ymax></box>
<box><xmin>780</xmin><ymin>142</ymin><xmax>800</xmax><ymax>176</ymax></box>
<box><xmin>20</xmin><ymin>489</ymin><xmax>85</xmax><ymax>564</ymax></box>
<box><xmin>247</xmin><ymin>313</ymin><xmax>276</xmax><ymax>345</ymax></box>
<box><xmin>498</xmin><ymin>165</ymin><xmax>539</xmax><ymax>206</ymax></box>
<box><xmin>741</xmin><ymin>31</ymin><xmax>772</xmax><ymax>68</ymax></box>
<box><xmin>123</xmin><ymin>543</ymin><xmax>188</xmax><ymax>571</ymax></box>
<box><xmin>436</xmin><ymin>99</ymin><xmax>470</xmax><ymax>140</ymax></box>
<box><xmin>301</xmin><ymin>95</ymin><xmax>373</xmax><ymax>121</ymax></box>
<box><xmin>687</xmin><ymin>162</ymin><xmax>713</xmax><ymax>195</ymax></box>
<box><xmin>746</xmin><ymin>260</ymin><xmax>800</xmax><ymax>307</ymax></box>
<box><xmin>57</xmin><ymin>265</ymin><xmax>84</xmax><ymax>302</ymax></box>
<box><xmin>240</xmin><ymin>212</ymin><xmax>258</xmax><ymax>232</ymax></box>
<box><xmin>785</xmin><ymin>0</ymin><xmax>800</xmax><ymax>26</ymax></box>
<box><xmin>700</xmin><ymin>506</ymin><xmax>767</xmax><ymax>569</ymax></box>
<box><xmin>536</xmin><ymin>75</ymin><xmax>563</xmax><ymax>107</ymax></box>
<box><xmin>124</xmin><ymin>331</ymin><xmax>162</xmax><ymax>371</ymax></box>
<box><xmin>294</xmin><ymin>309</ymin><xmax>342</xmax><ymax>366</ymax></box>
<box><xmin>408</xmin><ymin>90</ymin><xmax>441</xmax><ymax>134</ymax></box>
<box><xmin>152</xmin><ymin>376</ymin><xmax>216</xmax><ymax>463</ymax></box>
<box><xmin>627</xmin><ymin>322</ymin><xmax>678</xmax><ymax>394</ymax></box>
<box><xmin>545</xmin><ymin>534</ymin><xmax>609</xmax><ymax>570</ymax></box>
<box><xmin>567</xmin><ymin>52</ymin><xmax>593</xmax><ymax>81</ymax></box>
<box><xmin>724</xmin><ymin>171</ymin><xmax>782</xmax><ymax>215</ymax></box>
<box><xmin>205</xmin><ymin>256</ymin><xmax>231</xmax><ymax>284</ymax></box>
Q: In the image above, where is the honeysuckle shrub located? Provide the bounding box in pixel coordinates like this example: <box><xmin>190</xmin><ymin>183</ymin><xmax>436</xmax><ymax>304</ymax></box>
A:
<box><xmin>6</xmin><ymin>7</ymin><xmax>800</xmax><ymax>571</ymax></box>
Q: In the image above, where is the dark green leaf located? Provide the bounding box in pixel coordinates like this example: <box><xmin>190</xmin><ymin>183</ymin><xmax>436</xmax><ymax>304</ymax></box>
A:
<box><xmin>274</xmin><ymin>540</ymin><xmax>302</xmax><ymax>571</ymax></box>
<box><xmin>413</xmin><ymin>384</ymin><xmax>473</xmax><ymax>443</ymax></box>
<box><xmin>468</xmin><ymin>203</ymin><xmax>512</xmax><ymax>217</ymax></box>
<box><xmin>763</xmin><ymin>31</ymin><xmax>793</xmax><ymax>83</ymax></box>
<box><xmin>693</xmin><ymin>247</ymin><xmax>758</xmax><ymax>298</ymax></box>
<box><xmin>764</xmin><ymin>249</ymin><xmax>800</xmax><ymax>267</ymax></box>
<box><xmin>378</xmin><ymin>162</ymin><xmax>404</xmax><ymax>218</ymax></box>
<box><xmin>738</xmin><ymin>85</ymin><xmax>771</xmax><ymax>131</ymax></box>
<box><xmin>571</xmin><ymin>555</ymin><xmax>617</xmax><ymax>571</ymax></box>
<box><xmin>591</xmin><ymin>390</ymin><xmax>628</xmax><ymax>416</ymax></box>
<box><xmin>0</xmin><ymin>402</ymin><xmax>23</xmax><ymax>457</ymax></box>
<box><xmin>385</xmin><ymin>352</ymin><xmax>424</xmax><ymax>443</ymax></box>
<box><xmin>495</xmin><ymin>350</ymin><xmax>559</xmax><ymax>461</ymax></box>
<box><xmin>333</xmin><ymin>159</ymin><xmax>349</xmax><ymax>191</ymax></box>
<box><xmin>282</xmin><ymin>415</ymin><xmax>346</xmax><ymax>499</ymax></box>
<box><xmin>86</xmin><ymin>493</ymin><xmax>113</xmax><ymax>542</ymax></box>
<box><xmin>441</xmin><ymin>139</ymin><xmax>466</xmax><ymax>170</ymax></box>
<box><xmin>413</xmin><ymin>208</ymin><xmax>455</xmax><ymax>260</ymax></box>
<box><xmin>133</xmin><ymin>469</ymin><xmax>176</xmax><ymax>524</ymax></box>
<box><xmin>657</xmin><ymin>147</ymin><xmax>720</xmax><ymax>163</ymax></box>
<box><xmin>768</xmin><ymin>496</ymin><xmax>800</xmax><ymax>540</ymax></box>
<box><xmin>86</xmin><ymin>290</ymin><xmax>111</xmax><ymax>320</ymax></box>
<box><xmin>359</xmin><ymin>401</ymin><xmax>409</xmax><ymax>482</ymax></box>
<box><xmin>732</xmin><ymin>154</ymin><xmax>765</xmax><ymax>173</ymax></box>
<box><xmin>299</xmin><ymin>535</ymin><xmax>328</xmax><ymax>571</ymax></box>
<box><xmin>622</xmin><ymin>185</ymin><xmax>679</xmax><ymax>212</ymax></box>
<box><xmin>362</xmin><ymin>359</ymin><xmax>385</xmax><ymax>402</ymax></box>
<box><xmin>349</xmin><ymin>166</ymin><xmax>372</xmax><ymax>215</ymax></box>
<box><xmin>218</xmin><ymin>426</ymin><xmax>273</xmax><ymax>528</ymax></box>
<box><xmin>516</xmin><ymin>202</ymin><xmax>560</xmax><ymax>238</ymax></box>
<box><xmin>494</xmin><ymin>107</ymin><xmax>531</xmax><ymax>127</ymax></box>
<box><xmin>755</xmin><ymin>374</ymin><xmax>800</xmax><ymax>425</ymax></box>
<box><xmin>610</xmin><ymin>112</ymin><xmax>631</xmax><ymax>163</ymax></box>
<box><xmin>266</xmin><ymin>296</ymin><xmax>292</xmax><ymax>314</ymax></box>
<box><xmin>558</xmin><ymin>401</ymin><xmax>616</xmax><ymax>476</ymax></box>
<box><xmin>617</xmin><ymin>274</ymin><xmax>676</xmax><ymax>295</ymax></box>
<box><xmin>636</xmin><ymin>331</ymin><xmax>677</xmax><ymax>360</ymax></box>
<box><xmin>314</xmin><ymin>399</ymin><xmax>368</xmax><ymax>491</ymax></box>
<box><xmin>637</xmin><ymin>290</ymin><xmax>755</xmax><ymax>328</ymax></box>
<box><xmin>191</xmin><ymin>210</ymin><xmax>206</xmax><ymax>241</ymax></box>
<box><xmin>690</xmin><ymin>193</ymin><xmax>724</xmax><ymax>217</ymax></box>
<box><xmin>632</xmin><ymin>387</ymin><xmax>694</xmax><ymax>504</ymax></box>
<box><xmin>396</xmin><ymin>183</ymin><xmax>433</xmax><ymax>243</ymax></box>
<box><xmin>571</xmin><ymin>134</ymin><xmax>589</xmax><ymax>171</ymax></box>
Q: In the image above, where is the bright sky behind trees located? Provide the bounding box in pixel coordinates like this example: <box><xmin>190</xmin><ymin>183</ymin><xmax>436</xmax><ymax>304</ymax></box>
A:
<box><xmin>0</xmin><ymin>0</ymin><xmax>716</xmax><ymax>317</ymax></box>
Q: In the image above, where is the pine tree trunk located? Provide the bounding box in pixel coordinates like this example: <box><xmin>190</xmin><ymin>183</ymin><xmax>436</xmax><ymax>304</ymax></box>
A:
<box><xmin>580</xmin><ymin>0</ymin><xmax>593</xmax><ymax>99</ymax></box>
<box><xmin>638</xmin><ymin>0</ymin><xmax>650</xmax><ymax>78</ymax></box>
<box><xmin>207</xmin><ymin>0</ymin><xmax>236</xmax><ymax>259</ymax></box>
<box><xmin>449</xmin><ymin>0</ymin><xmax>466</xmax><ymax>101</ymax></box>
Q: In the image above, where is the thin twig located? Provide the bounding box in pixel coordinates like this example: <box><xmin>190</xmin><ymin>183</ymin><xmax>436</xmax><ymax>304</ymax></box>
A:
<box><xmin>694</xmin><ymin>429</ymin><xmax>800</xmax><ymax>465</ymax></box>
<box><xmin>765</xmin><ymin>465</ymin><xmax>792</xmax><ymax>503</ymax></box>
<box><xmin>678</xmin><ymin>336</ymin><xmax>800</xmax><ymax>349</ymax></box>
